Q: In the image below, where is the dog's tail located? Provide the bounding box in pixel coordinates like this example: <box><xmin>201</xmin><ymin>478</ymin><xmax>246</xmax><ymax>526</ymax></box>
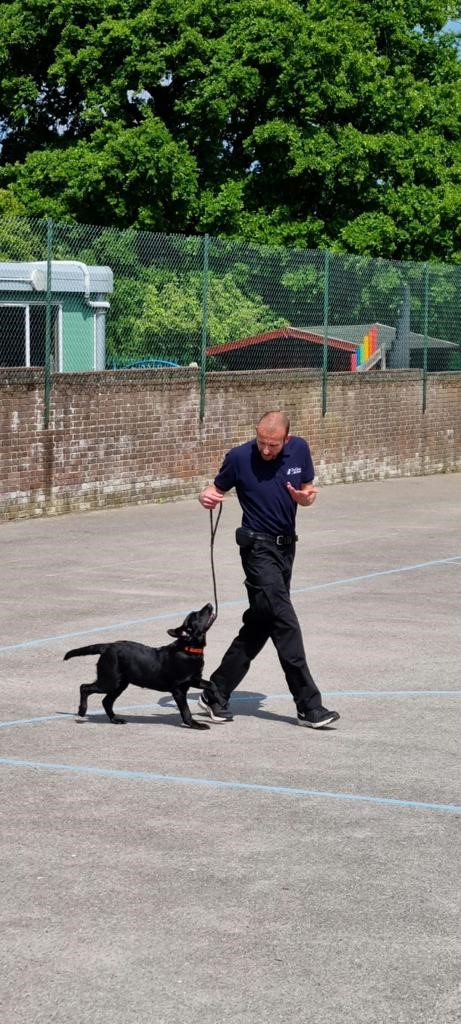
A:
<box><xmin>64</xmin><ymin>644</ymin><xmax>107</xmax><ymax>661</ymax></box>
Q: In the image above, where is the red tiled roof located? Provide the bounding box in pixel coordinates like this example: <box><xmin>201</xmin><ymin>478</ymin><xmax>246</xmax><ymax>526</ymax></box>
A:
<box><xmin>206</xmin><ymin>327</ymin><xmax>358</xmax><ymax>356</ymax></box>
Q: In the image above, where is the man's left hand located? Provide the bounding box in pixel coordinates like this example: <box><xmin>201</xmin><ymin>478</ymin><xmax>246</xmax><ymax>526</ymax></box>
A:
<box><xmin>286</xmin><ymin>482</ymin><xmax>318</xmax><ymax>507</ymax></box>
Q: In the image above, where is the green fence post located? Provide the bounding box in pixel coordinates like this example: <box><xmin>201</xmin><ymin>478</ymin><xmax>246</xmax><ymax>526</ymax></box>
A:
<box><xmin>422</xmin><ymin>263</ymin><xmax>429</xmax><ymax>414</ymax></box>
<box><xmin>44</xmin><ymin>218</ymin><xmax>53</xmax><ymax>429</ymax></box>
<box><xmin>200</xmin><ymin>233</ymin><xmax>209</xmax><ymax>420</ymax></box>
<box><xmin>322</xmin><ymin>250</ymin><xmax>330</xmax><ymax>417</ymax></box>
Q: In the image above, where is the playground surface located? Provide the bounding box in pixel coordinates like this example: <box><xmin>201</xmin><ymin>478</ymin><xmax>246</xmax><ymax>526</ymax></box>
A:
<box><xmin>1</xmin><ymin>473</ymin><xmax>460</xmax><ymax>1024</ymax></box>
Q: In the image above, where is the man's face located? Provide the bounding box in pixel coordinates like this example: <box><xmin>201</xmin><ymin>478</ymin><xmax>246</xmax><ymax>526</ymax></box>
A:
<box><xmin>255</xmin><ymin>426</ymin><xmax>288</xmax><ymax>461</ymax></box>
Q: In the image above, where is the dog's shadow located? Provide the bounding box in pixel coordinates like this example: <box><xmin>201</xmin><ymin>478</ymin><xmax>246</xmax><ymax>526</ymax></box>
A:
<box><xmin>74</xmin><ymin>710</ymin><xmax>189</xmax><ymax>728</ymax></box>
<box><xmin>59</xmin><ymin>691</ymin><xmax>336</xmax><ymax>728</ymax></box>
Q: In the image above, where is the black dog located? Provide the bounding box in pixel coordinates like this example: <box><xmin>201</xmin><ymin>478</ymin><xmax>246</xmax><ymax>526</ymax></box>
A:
<box><xmin>64</xmin><ymin>603</ymin><xmax>215</xmax><ymax>729</ymax></box>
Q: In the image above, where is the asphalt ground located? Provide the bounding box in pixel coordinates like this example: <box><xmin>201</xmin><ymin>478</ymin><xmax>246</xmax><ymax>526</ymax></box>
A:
<box><xmin>1</xmin><ymin>474</ymin><xmax>460</xmax><ymax>1024</ymax></box>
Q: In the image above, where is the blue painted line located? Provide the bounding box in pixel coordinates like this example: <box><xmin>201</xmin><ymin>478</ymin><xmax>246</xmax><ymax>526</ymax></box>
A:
<box><xmin>268</xmin><ymin>692</ymin><xmax>461</xmax><ymax>700</ymax></box>
<box><xmin>0</xmin><ymin>713</ymin><xmax>74</xmax><ymax>728</ymax></box>
<box><xmin>0</xmin><ymin>756</ymin><xmax>459</xmax><ymax>814</ymax></box>
<box><xmin>0</xmin><ymin>609</ymin><xmax>198</xmax><ymax>653</ymax></box>
<box><xmin>1</xmin><ymin>690</ymin><xmax>460</xmax><ymax>730</ymax></box>
<box><xmin>0</xmin><ymin>703</ymin><xmax>171</xmax><ymax>729</ymax></box>
<box><xmin>1</xmin><ymin>554</ymin><xmax>460</xmax><ymax>654</ymax></box>
<box><xmin>294</xmin><ymin>555</ymin><xmax>461</xmax><ymax>595</ymax></box>
<box><xmin>208</xmin><ymin>690</ymin><xmax>461</xmax><ymax>701</ymax></box>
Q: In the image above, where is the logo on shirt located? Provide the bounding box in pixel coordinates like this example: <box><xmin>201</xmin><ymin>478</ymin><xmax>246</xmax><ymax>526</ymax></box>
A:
<box><xmin>286</xmin><ymin>467</ymin><xmax>302</xmax><ymax>475</ymax></box>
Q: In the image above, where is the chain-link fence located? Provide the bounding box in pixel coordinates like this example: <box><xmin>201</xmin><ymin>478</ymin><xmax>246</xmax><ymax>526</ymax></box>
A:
<box><xmin>0</xmin><ymin>217</ymin><xmax>460</xmax><ymax>418</ymax></box>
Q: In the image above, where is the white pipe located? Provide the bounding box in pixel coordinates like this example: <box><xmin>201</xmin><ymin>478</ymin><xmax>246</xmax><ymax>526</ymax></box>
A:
<box><xmin>52</xmin><ymin>260</ymin><xmax>91</xmax><ymax>298</ymax></box>
<box><xmin>0</xmin><ymin>275</ymin><xmax>33</xmax><ymax>283</ymax></box>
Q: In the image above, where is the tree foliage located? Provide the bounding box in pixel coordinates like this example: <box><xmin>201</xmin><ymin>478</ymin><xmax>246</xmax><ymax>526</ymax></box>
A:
<box><xmin>0</xmin><ymin>0</ymin><xmax>460</xmax><ymax>260</ymax></box>
<box><xmin>106</xmin><ymin>267</ymin><xmax>288</xmax><ymax>364</ymax></box>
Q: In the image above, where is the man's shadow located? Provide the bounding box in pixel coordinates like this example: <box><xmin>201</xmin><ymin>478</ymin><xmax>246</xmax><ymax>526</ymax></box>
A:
<box><xmin>158</xmin><ymin>690</ymin><xmax>296</xmax><ymax>725</ymax></box>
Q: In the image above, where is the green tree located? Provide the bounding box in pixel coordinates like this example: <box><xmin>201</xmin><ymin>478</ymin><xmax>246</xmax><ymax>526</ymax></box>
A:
<box><xmin>0</xmin><ymin>213</ymin><xmax>48</xmax><ymax>260</ymax></box>
<box><xmin>0</xmin><ymin>0</ymin><xmax>459</xmax><ymax>260</ymax></box>
<box><xmin>107</xmin><ymin>269</ymin><xmax>288</xmax><ymax>365</ymax></box>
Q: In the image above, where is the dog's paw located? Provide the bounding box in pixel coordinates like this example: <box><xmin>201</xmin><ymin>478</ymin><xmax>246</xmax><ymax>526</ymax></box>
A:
<box><xmin>190</xmin><ymin>720</ymin><xmax>210</xmax><ymax>730</ymax></box>
<box><xmin>75</xmin><ymin>715</ymin><xmax>88</xmax><ymax>723</ymax></box>
<box><xmin>111</xmin><ymin>717</ymin><xmax>127</xmax><ymax>724</ymax></box>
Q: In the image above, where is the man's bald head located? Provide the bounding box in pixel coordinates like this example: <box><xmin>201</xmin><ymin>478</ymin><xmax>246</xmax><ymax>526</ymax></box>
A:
<box><xmin>257</xmin><ymin>410</ymin><xmax>290</xmax><ymax>435</ymax></box>
<box><xmin>255</xmin><ymin>410</ymin><xmax>290</xmax><ymax>460</ymax></box>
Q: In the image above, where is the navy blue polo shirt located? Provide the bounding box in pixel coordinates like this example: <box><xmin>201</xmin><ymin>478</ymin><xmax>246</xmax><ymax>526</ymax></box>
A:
<box><xmin>214</xmin><ymin>436</ymin><xmax>315</xmax><ymax>535</ymax></box>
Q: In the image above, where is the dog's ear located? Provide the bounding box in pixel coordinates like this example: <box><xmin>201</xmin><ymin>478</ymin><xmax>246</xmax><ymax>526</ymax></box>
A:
<box><xmin>167</xmin><ymin>625</ymin><xmax>189</xmax><ymax>638</ymax></box>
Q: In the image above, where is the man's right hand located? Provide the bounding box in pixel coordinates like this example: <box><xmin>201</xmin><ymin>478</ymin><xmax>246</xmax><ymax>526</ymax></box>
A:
<box><xmin>199</xmin><ymin>485</ymin><xmax>225</xmax><ymax>509</ymax></box>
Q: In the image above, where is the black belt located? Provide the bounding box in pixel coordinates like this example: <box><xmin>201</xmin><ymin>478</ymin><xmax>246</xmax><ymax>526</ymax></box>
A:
<box><xmin>239</xmin><ymin>527</ymin><xmax>297</xmax><ymax>547</ymax></box>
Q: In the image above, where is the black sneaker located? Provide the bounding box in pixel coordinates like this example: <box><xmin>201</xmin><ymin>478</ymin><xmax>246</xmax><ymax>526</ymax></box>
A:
<box><xmin>297</xmin><ymin>707</ymin><xmax>340</xmax><ymax>728</ymax></box>
<box><xmin>197</xmin><ymin>692</ymin><xmax>233</xmax><ymax>723</ymax></box>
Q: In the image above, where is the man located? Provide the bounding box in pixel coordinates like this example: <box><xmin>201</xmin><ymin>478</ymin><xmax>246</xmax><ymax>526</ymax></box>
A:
<box><xmin>198</xmin><ymin>410</ymin><xmax>340</xmax><ymax>729</ymax></box>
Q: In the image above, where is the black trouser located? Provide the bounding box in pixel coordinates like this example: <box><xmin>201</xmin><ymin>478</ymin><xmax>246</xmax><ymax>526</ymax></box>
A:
<box><xmin>206</xmin><ymin>534</ymin><xmax>322</xmax><ymax>712</ymax></box>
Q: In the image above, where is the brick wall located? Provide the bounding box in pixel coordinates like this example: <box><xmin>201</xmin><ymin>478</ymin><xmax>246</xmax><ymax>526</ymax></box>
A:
<box><xmin>1</xmin><ymin>367</ymin><xmax>460</xmax><ymax>520</ymax></box>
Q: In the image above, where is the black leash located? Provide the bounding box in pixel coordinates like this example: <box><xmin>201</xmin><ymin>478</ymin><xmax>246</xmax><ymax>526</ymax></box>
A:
<box><xmin>209</xmin><ymin>504</ymin><xmax>222</xmax><ymax>619</ymax></box>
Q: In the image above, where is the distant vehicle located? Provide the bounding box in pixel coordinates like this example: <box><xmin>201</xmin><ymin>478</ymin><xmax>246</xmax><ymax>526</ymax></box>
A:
<box><xmin>111</xmin><ymin>358</ymin><xmax>181</xmax><ymax>369</ymax></box>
